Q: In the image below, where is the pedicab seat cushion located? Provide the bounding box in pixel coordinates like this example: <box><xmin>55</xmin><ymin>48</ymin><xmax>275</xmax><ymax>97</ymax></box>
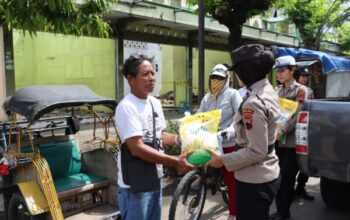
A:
<box><xmin>23</xmin><ymin>139</ymin><xmax>107</xmax><ymax>192</ymax></box>
<box><xmin>38</xmin><ymin>140</ymin><xmax>81</xmax><ymax>179</ymax></box>
<box><xmin>54</xmin><ymin>173</ymin><xmax>107</xmax><ymax>192</ymax></box>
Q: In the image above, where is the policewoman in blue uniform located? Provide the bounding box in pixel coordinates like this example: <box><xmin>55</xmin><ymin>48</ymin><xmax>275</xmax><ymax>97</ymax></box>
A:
<box><xmin>206</xmin><ymin>44</ymin><xmax>280</xmax><ymax>220</ymax></box>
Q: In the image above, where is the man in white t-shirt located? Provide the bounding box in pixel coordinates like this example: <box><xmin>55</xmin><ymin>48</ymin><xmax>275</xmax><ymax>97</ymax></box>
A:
<box><xmin>115</xmin><ymin>55</ymin><xmax>194</xmax><ymax>220</ymax></box>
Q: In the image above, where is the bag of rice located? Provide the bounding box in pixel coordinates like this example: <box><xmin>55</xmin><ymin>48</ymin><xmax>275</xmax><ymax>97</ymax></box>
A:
<box><xmin>277</xmin><ymin>98</ymin><xmax>298</xmax><ymax>144</ymax></box>
<box><xmin>179</xmin><ymin>109</ymin><xmax>221</xmax><ymax>166</ymax></box>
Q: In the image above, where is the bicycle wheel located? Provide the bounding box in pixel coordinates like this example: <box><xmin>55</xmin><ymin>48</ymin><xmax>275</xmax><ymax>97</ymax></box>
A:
<box><xmin>169</xmin><ymin>169</ymin><xmax>206</xmax><ymax>220</ymax></box>
<box><xmin>219</xmin><ymin>176</ymin><xmax>229</xmax><ymax>205</ymax></box>
<box><xmin>219</xmin><ymin>178</ymin><xmax>229</xmax><ymax>205</ymax></box>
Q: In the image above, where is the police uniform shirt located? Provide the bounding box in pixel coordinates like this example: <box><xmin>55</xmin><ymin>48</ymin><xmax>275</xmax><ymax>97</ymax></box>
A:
<box><xmin>220</xmin><ymin>78</ymin><xmax>280</xmax><ymax>184</ymax></box>
<box><xmin>306</xmin><ymin>86</ymin><xmax>314</xmax><ymax>99</ymax></box>
<box><xmin>275</xmin><ymin>80</ymin><xmax>308</xmax><ymax>148</ymax></box>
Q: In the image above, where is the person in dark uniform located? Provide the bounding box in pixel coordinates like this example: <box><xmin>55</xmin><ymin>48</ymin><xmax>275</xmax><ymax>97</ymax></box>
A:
<box><xmin>271</xmin><ymin>56</ymin><xmax>309</xmax><ymax>220</ymax></box>
<box><xmin>206</xmin><ymin>44</ymin><xmax>280</xmax><ymax>220</ymax></box>
<box><xmin>295</xmin><ymin>67</ymin><xmax>314</xmax><ymax>200</ymax></box>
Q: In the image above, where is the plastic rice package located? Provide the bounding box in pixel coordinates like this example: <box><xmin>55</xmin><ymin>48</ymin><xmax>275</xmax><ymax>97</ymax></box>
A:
<box><xmin>277</xmin><ymin>98</ymin><xmax>298</xmax><ymax>144</ymax></box>
<box><xmin>277</xmin><ymin>98</ymin><xmax>298</xmax><ymax>128</ymax></box>
<box><xmin>179</xmin><ymin>109</ymin><xmax>222</xmax><ymax>166</ymax></box>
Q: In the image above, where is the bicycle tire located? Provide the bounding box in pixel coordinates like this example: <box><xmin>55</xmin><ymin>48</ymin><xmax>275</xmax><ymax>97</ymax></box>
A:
<box><xmin>219</xmin><ymin>174</ymin><xmax>229</xmax><ymax>205</ymax></box>
<box><xmin>169</xmin><ymin>169</ymin><xmax>206</xmax><ymax>220</ymax></box>
<box><xmin>221</xmin><ymin>187</ymin><xmax>229</xmax><ymax>205</ymax></box>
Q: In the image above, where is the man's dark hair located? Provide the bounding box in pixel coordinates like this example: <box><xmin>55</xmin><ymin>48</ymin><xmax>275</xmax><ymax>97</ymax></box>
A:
<box><xmin>122</xmin><ymin>55</ymin><xmax>154</xmax><ymax>78</ymax></box>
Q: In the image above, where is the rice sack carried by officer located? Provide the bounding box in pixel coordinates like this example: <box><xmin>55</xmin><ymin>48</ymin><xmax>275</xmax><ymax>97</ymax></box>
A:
<box><xmin>179</xmin><ymin>109</ymin><xmax>222</xmax><ymax>166</ymax></box>
<box><xmin>277</xmin><ymin>98</ymin><xmax>298</xmax><ymax>144</ymax></box>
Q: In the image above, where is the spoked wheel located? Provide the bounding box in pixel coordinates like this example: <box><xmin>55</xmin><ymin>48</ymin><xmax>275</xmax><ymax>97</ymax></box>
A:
<box><xmin>169</xmin><ymin>169</ymin><xmax>206</xmax><ymax>220</ymax></box>
<box><xmin>219</xmin><ymin>175</ymin><xmax>229</xmax><ymax>205</ymax></box>
<box><xmin>8</xmin><ymin>193</ymin><xmax>44</xmax><ymax>220</ymax></box>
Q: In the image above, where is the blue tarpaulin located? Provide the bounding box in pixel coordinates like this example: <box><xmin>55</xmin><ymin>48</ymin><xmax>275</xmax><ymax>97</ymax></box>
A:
<box><xmin>275</xmin><ymin>47</ymin><xmax>350</xmax><ymax>75</ymax></box>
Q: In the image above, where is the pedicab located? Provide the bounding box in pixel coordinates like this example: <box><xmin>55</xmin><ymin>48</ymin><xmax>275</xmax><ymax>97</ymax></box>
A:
<box><xmin>0</xmin><ymin>85</ymin><xmax>120</xmax><ymax>220</ymax></box>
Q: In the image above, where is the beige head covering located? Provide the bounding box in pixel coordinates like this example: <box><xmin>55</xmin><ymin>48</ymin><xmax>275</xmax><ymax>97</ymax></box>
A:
<box><xmin>210</xmin><ymin>78</ymin><xmax>226</xmax><ymax>100</ymax></box>
<box><xmin>209</xmin><ymin>64</ymin><xmax>229</xmax><ymax>100</ymax></box>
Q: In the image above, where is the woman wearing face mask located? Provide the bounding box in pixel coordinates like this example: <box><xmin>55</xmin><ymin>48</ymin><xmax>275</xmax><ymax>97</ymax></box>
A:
<box><xmin>206</xmin><ymin>44</ymin><xmax>280</xmax><ymax>220</ymax></box>
<box><xmin>198</xmin><ymin>64</ymin><xmax>242</xmax><ymax>220</ymax></box>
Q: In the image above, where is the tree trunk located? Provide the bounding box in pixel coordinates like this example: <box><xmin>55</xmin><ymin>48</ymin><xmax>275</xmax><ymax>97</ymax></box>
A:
<box><xmin>228</xmin><ymin>24</ymin><xmax>243</xmax><ymax>58</ymax></box>
<box><xmin>315</xmin><ymin>33</ymin><xmax>322</xmax><ymax>51</ymax></box>
<box><xmin>303</xmin><ymin>39</ymin><xmax>317</xmax><ymax>50</ymax></box>
<box><xmin>296</xmin><ymin>24</ymin><xmax>317</xmax><ymax>50</ymax></box>
<box><xmin>0</xmin><ymin>24</ymin><xmax>7</xmax><ymax>122</ymax></box>
<box><xmin>210</xmin><ymin>8</ymin><xmax>244</xmax><ymax>54</ymax></box>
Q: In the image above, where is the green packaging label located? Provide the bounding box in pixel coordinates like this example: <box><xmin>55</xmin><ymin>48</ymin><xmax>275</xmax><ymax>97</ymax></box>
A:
<box><xmin>187</xmin><ymin>150</ymin><xmax>212</xmax><ymax>166</ymax></box>
<box><xmin>280</xmin><ymin>134</ymin><xmax>287</xmax><ymax>144</ymax></box>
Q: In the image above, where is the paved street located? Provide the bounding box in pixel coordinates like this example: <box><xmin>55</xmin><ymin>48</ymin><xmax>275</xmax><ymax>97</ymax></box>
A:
<box><xmin>1</xmin><ymin>175</ymin><xmax>350</xmax><ymax>219</ymax></box>
<box><xmin>160</xmin><ymin>176</ymin><xmax>350</xmax><ymax>220</ymax></box>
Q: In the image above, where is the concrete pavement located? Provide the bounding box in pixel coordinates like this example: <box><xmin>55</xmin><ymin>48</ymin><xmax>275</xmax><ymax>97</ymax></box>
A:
<box><xmin>160</xmin><ymin>176</ymin><xmax>350</xmax><ymax>220</ymax></box>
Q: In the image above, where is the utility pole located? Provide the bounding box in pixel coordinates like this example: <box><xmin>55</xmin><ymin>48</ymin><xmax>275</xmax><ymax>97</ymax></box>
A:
<box><xmin>198</xmin><ymin>0</ymin><xmax>205</xmax><ymax>103</ymax></box>
<box><xmin>0</xmin><ymin>26</ymin><xmax>6</xmax><ymax>122</ymax></box>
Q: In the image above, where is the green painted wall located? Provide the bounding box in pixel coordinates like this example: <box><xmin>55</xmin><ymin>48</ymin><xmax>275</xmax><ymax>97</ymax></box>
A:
<box><xmin>13</xmin><ymin>29</ymin><xmax>116</xmax><ymax>99</ymax></box>
<box><xmin>160</xmin><ymin>45</ymin><xmax>174</xmax><ymax>95</ymax></box>
<box><xmin>192</xmin><ymin>49</ymin><xmax>232</xmax><ymax>95</ymax></box>
<box><xmin>159</xmin><ymin>46</ymin><xmax>234</xmax><ymax>107</ymax></box>
<box><xmin>12</xmin><ymin>30</ymin><xmax>237</xmax><ymax>108</ymax></box>
<box><xmin>173</xmin><ymin>46</ymin><xmax>187</xmax><ymax>106</ymax></box>
<box><xmin>160</xmin><ymin>45</ymin><xmax>187</xmax><ymax>107</ymax></box>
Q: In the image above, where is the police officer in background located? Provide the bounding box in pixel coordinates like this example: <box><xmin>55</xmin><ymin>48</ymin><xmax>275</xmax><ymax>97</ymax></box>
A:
<box><xmin>206</xmin><ymin>44</ymin><xmax>280</xmax><ymax>220</ymax></box>
<box><xmin>271</xmin><ymin>56</ymin><xmax>309</xmax><ymax>220</ymax></box>
<box><xmin>297</xmin><ymin>67</ymin><xmax>314</xmax><ymax>99</ymax></box>
<box><xmin>295</xmin><ymin>67</ymin><xmax>314</xmax><ymax>200</ymax></box>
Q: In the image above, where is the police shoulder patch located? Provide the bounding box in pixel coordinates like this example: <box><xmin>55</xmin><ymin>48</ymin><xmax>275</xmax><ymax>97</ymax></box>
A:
<box><xmin>242</xmin><ymin>108</ymin><xmax>254</xmax><ymax>130</ymax></box>
<box><xmin>296</xmin><ymin>89</ymin><xmax>306</xmax><ymax>103</ymax></box>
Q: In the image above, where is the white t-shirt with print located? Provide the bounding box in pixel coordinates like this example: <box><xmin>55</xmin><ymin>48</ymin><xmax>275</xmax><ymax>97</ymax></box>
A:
<box><xmin>115</xmin><ymin>93</ymin><xmax>166</xmax><ymax>188</ymax></box>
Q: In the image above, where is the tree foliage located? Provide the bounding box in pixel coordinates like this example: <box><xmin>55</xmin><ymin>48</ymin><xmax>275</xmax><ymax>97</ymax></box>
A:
<box><xmin>275</xmin><ymin>0</ymin><xmax>350</xmax><ymax>50</ymax></box>
<box><xmin>188</xmin><ymin>0</ymin><xmax>274</xmax><ymax>51</ymax></box>
<box><xmin>0</xmin><ymin>0</ymin><xmax>117</xmax><ymax>37</ymax></box>
<box><xmin>338</xmin><ymin>23</ymin><xmax>350</xmax><ymax>54</ymax></box>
